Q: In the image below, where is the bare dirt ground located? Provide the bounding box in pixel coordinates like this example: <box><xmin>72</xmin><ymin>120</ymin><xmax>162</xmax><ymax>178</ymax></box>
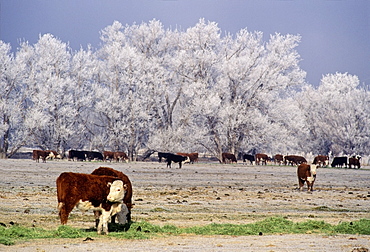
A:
<box><xmin>0</xmin><ymin>158</ymin><xmax>369</xmax><ymax>251</ymax></box>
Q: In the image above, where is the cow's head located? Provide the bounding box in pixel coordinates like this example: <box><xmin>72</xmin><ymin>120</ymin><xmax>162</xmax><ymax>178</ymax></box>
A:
<box><xmin>107</xmin><ymin>180</ymin><xmax>127</xmax><ymax>202</ymax></box>
<box><xmin>310</xmin><ymin>164</ymin><xmax>317</xmax><ymax>177</ymax></box>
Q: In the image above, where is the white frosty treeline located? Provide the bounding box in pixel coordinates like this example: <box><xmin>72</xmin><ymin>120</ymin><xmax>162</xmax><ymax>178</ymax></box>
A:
<box><xmin>0</xmin><ymin>19</ymin><xmax>369</xmax><ymax>160</ymax></box>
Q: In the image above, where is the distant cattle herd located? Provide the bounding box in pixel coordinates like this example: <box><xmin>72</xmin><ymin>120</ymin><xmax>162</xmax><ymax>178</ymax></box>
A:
<box><xmin>32</xmin><ymin>149</ymin><xmax>362</xmax><ymax>169</ymax></box>
<box><xmin>39</xmin><ymin>149</ymin><xmax>362</xmax><ymax>235</ymax></box>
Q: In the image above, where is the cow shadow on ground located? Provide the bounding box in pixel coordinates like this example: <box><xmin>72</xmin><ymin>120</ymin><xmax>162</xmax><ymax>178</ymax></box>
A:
<box><xmin>84</xmin><ymin>222</ymin><xmax>131</xmax><ymax>233</ymax></box>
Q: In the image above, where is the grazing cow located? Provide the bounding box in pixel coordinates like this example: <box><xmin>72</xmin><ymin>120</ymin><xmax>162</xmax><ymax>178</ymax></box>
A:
<box><xmin>222</xmin><ymin>153</ymin><xmax>237</xmax><ymax>164</ymax></box>
<box><xmin>273</xmin><ymin>154</ymin><xmax>284</xmax><ymax>165</ymax></box>
<box><xmin>297</xmin><ymin>164</ymin><xmax>317</xmax><ymax>191</ymax></box>
<box><xmin>103</xmin><ymin>151</ymin><xmax>115</xmax><ymax>162</ymax></box>
<box><xmin>242</xmin><ymin>154</ymin><xmax>255</xmax><ymax>165</ymax></box>
<box><xmin>164</xmin><ymin>153</ymin><xmax>189</xmax><ymax>168</ymax></box>
<box><xmin>255</xmin><ymin>153</ymin><xmax>269</xmax><ymax>165</ymax></box>
<box><xmin>284</xmin><ymin>155</ymin><xmax>307</xmax><ymax>166</ymax></box>
<box><xmin>158</xmin><ymin>152</ymin><xmax>171</xmax><ymax>162</ymax></box>
<box><xmin>85</xmin><ymin>151</ymin><xmax>104</xmax><ymax>161</ymax></box>
<box><xmin>331</xmin><ymin>156</ymin><xmax>348</xmax><ymax>168</ymax></box>
<box><xmin>113</xmin><ymin>152</ymin><xmax>129</xmax><ymax>163</ymax></box>
<box><xmin>91</xmin><ymin>167</ymin><xmax>133</xmax><ymax>226</ymax></box>
<box><xmin>33</xmin><ymin>150</ymin><xmax>54</xmax><ymax>163</ymax></box>
<box><xmin>56</xmin><ymin>172</ymin><xmax>127</xmax><ymax>234</ymax></box>
<box><xmin>349</xmin><ymin>156</ymin><xmax>361</xmax><ymax>169</ymax></box>
<box><xmin>176</xmin><ymin>152</ymin><xmax>199</xmax><ymax>164</ymax></box>
<box><xmin>312</xmin><ymin>155</ymin><xmax>329</xmax><ymax>167</ymax></box>
<box><xmin>68</xmin><ymin>150</ymin><xmax>86</xmax><ymax>161</ymax></box>
<box><xmin>46</xmin><ymin>150</ymin><xmax>62</xmax><ymax>160</ymax></box>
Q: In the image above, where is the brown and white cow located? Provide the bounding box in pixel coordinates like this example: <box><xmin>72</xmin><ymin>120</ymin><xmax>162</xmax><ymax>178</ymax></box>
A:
<box><xmin>33</xmin><ymin>150</ymin><xmax>55</xmax><ymax>163</ymax></box>
<box><xmin>349</xmin><ymin>156</ymin><xmax>361</xmax><ymax>169</ymax></box>
<box><xmin>113</xmin><ymin>152</ymin><xmax>129</xmax><ymax>163</ymax></box>
<box><xmin>297</xmin><ymin>164</ymin><xmax>317</xmax><ymax>191</ymax></box>
<box><xmin>222</xmin><ymin>153</ymin><xmax>237</xmax><ymax>163</ymax></box>
<box><xmin>312</xmin><ymin>155</ymin><xmax>329</xmax><ymax>167</ymax></box>
<box><xmin>284</xmin><ymin>155</ymin><xmax>307</xmax><ymax>166</ymax></box>
<box><xmin>176</xmin><ymin>152</ymin><xmax>199</xmax><ymax>164</ymax></box>
<box><xmin>91</xmin><ymin>167</ymin><xmax>133</xmax><ymax>226</ymax></box>
<box><xmin>56</xmin><ymin>172</ymin><xmax>127</xmax><ymax>234</ymax></box>
<box><xmin>273</xmin><ymin>154</ymin><xmax>284</xmax><ymax>165</ymax></box>
<box><xmin>255</xmin><ymin>153</ymin><xmax>269</xmax><ymax>165</ymax></box>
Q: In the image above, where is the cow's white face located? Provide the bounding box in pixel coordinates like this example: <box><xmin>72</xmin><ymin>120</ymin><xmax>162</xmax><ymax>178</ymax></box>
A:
<box><xmin>107</xmin><ymin>180</ymin><xmax>126</xmax><ymax>202</ymax></box>
<box><xmin>310</xmin><ymin>164</ymin><xmax>317</xmax><ymax>176</ymax></box>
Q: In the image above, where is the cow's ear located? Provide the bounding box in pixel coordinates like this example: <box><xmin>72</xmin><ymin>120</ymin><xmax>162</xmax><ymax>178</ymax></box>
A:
<box><xmin>123</xmin><ymin>184</ymin><xmax>128</xmax><ymax>190</ymax></box>
<box><xmin>107</xmin><ymin>182</ymin><xmax>112</xmax><ymax>188</ymax></box>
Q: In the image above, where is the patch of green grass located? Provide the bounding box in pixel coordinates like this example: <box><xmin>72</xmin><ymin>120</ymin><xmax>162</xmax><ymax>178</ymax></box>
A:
<box><xmin>1</xmin><ymin>217</ymin><xmax>370</xmax><ymax>246</ymax></box>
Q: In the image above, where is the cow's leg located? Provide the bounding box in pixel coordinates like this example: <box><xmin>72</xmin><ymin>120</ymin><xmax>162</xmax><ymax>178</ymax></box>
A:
<box><xmin>98</xmin><ymin>210</ymin><xmax>111</xmax><ymax>235</ymax></box>
<box><xmin>298</xmin><ymin>178</ymin><xmax>305</xmax><ymax>191</ymax></box>
<box><xmin>94</xmin><ymin>210</ymin><xmax>101</xmax><ymax>228</ymax></box>
<box><xmin>58</xmin><ymin>202</ymin><xmax>74</xmax><ymax>225</ymax></box>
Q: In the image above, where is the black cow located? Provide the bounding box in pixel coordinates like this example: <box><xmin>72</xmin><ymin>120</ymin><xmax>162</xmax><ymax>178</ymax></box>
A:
<box><xmin>165</xmin><ymin>153</ymin><xmax>188</xmax><ymax>168</ymax></box>
<box><xmin>158</xmin><ymin>152</ymin><xmax>171</xmax><ymax>162</ymax></box>
<box><xmin>331</xmin><ymin>157</ymin><xmax>348</xmax><ymax>168</ymax></box>
<box><xmin>242</xmin><ymin>154</ymin><xmax>255</xmax><ymax>165</ymax></box>
<box><xmin>68</xmin><ymin>150</ymin><xmax>86</xmax><ymax>161</ymax></box>
<box><xmin>85</xmin><ymin>151</ymin><xmax>104</xmax><ymax>161</ymax></box>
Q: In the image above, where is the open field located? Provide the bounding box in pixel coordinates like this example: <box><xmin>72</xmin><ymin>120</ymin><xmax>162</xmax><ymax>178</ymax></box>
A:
<box><xmin>0</xmin><ymin>158</ymin><xmax>369</xmax><ymax>251</ymax></box>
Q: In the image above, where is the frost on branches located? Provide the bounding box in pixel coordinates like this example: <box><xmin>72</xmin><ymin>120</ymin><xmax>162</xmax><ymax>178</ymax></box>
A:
<box><xmin>0</xmin><ymin>19</ymin><xmax>369</xmax><ymax>159</ymax></box>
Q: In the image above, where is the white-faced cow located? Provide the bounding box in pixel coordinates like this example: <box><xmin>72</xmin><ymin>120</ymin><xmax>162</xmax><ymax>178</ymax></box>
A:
<box><xmin>33</xmin><ymin>150</ymin><xmax>55</xmax><ymax>163</ymax></box>
<box><xmin>56</xmin><ymin>172</ymin><xmax>127</xmax><ymax>234</ymax></box>
<box><xmin>273</xmin><ymin>154</ymin><xmax>284</xmax><ymax>165</ymax></box>
<box><xmin>91</xmin><ymin>167</ymin><xmax>133</xmax><ymax>226</ymax></box>
<box><xmin>255</xmin><ymin>153</ymin><xmax>269</xmax><ymax>165</ymax></box>
<box><xmin>297</xmin><ymin>164</ymin><xmax>317</xmax><ymax>191</ymax></box>
<box><xmin>312</xmin><ymin>155</ymin><xmax>329</xmax><ymax>167</ymax></box>
<box><xmin>349</xmin><ymin>155</ymin><xmax>361</xmax><ymax>169</ymax></box>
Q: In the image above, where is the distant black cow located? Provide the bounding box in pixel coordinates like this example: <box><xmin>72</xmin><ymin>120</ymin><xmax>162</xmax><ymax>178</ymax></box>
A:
<box><xmin>165</xmin><ymin>153</ymin><xmax>188</xmax><ymax>168</ymax></box>
<box><xmin>242</xmin><ymin>154</ymin><xmax>255</xmax><ymax>165</ymax></box>
<box><xmin>158</xmin><ymin>152</ymin><xmax>171</xmax><ymax>163</ymax></box>
<box><xmin>85</xmin><ymin>151</ymin><xmax>104</xmax><ymax>161</ymax></box>
<box><xmin>331</xmin><ymin>156</ymin><xmax>348</xmax><ymax>168</ymax></box>
<box><xmin>68</xmin><ymin>150</ymin><xmax>86</xmax><ymax>161</ymax></box>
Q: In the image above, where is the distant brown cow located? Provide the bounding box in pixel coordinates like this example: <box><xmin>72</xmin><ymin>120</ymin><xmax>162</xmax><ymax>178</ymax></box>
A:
<box><xmin>91</xmin><ymin>167</ymin><xmax>133</xmax><ymax>225</ymax></box>
<box><xmin>176</xmin><ymin>152</ymin><xmax>199</xmax><ymax>164</ymax></box>
<box><xmin>255</xmin><ymin>153</ymin><xmax>269</xmax><ymax>165</ymax></box>
<box><xmin>312</xmin><ymin>155</ymin><xmax>329</xmax><ymax>167</ymax></box>
<box><xmin>103</xmin><ymin>151</ymin><xmax>115</xmax><ymax>162</ymax></box>
<box><xmin>274</xmin><ymin>154</ymin><xmax>284</xmax><ymax>165</ymax></box>
<box><xmin>33</xmin><ymin>150</ymin><xmax>54</xmax><ymax>163</ymax></box>
<box><xmin>349</xmin><ymin>156</ymin><xmax>361</xmax><ymax>169</ymax></box>
<box><xmin>284</xmin><ymin>155</ymin><xmax>307</xmax><ymax>166</ymax></box>
<box><xmin>222</xmin><ymin>153</ymin><xmax>237</xmax><ymax>163</ymax></box>
<box><xmin>297</xmin><ymin>164</ymin><xmax>317</xmax><ymax>191</ymax></box>
<box><xmin>56</xmin><ymin>172</ymin><xmax>127</xmax><ymax>234</ymax></box>
<box><xmin>113</xmin><ymin>152</ymin><xmax>129</xmax><ymax>162</ymax></box>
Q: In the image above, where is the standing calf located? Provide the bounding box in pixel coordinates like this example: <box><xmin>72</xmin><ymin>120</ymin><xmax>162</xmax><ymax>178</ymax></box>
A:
<box><xmin>297</xmin><ymin>164</ymin><xmax>317</xmax><ymax>191</ymax></box>
<box><xmin>56</xmin><ymin>172</ymin><xmax>127</xmax><ymax>234</ymax></box>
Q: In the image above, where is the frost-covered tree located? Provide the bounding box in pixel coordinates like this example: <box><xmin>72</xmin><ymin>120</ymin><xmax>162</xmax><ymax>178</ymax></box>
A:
<box><xmin>20</xmin><ymin>34</ymin><xmax>76</xmax><ymax>153</ymax></box>
<box><xmin>299</xmin><ymin>72</ymin><xmax>370</xmax><ymax>156</ymax></box>
<box><xmin>0</xmin><ymin>41</ymin><xmax>28</xmax><ymax>158</ymax></box>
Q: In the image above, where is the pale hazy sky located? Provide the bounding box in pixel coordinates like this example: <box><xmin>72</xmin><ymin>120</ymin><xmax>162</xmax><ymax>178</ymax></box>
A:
<box><xmin>1</xmin><ymin>0</ymin><xmax>369</xmax><ymax>85</ymax></box>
